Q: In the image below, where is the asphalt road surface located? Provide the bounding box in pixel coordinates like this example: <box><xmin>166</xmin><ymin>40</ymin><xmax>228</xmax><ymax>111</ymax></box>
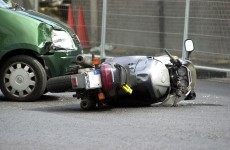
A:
<box><xmin>0</xmin><ymin>79</ymin><xmax>230</xmax><ymax>150</ymax></box>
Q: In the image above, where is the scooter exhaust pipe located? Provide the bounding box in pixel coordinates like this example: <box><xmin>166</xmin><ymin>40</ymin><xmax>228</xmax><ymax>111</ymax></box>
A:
<box><xmin>76</xmin><ymin>54</ymin><xmax>94</xmax><ymax>67</ymax></box>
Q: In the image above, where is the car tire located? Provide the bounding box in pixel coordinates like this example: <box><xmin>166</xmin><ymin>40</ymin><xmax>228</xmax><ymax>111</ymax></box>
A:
<box><xmin>47</xmin><ymin>75</ymin><xmax>72</xmax><ymax>93</ymax></box>
<box><xmin>0</xmin><ymin>55</ymin><xmax>47</xmax><ymax>101</ymax></box>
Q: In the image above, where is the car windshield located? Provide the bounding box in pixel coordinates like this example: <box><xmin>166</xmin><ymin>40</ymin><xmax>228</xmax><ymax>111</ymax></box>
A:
<box><xmin>0</xmin><ymin>0</ymin><xmax>10</xmax><ymax>8</ymax></box>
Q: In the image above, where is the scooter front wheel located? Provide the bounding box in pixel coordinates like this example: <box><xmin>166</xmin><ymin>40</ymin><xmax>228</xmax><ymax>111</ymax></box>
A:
<box><xmin>80</xmin><ymin>97</ymin><xmax>96</xmax><ymax>110</ymax></box>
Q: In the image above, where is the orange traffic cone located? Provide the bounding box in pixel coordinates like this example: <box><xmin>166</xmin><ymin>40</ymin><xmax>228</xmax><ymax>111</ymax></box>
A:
<box><xmin>77</xmin><ymin>5</ymin><xmax>90</xmax><ymax>48</ymax></box>
<box><xmin>67</xmin><ymin>5</ymin><xmax>76</xmax><ymax>33</ymax></box>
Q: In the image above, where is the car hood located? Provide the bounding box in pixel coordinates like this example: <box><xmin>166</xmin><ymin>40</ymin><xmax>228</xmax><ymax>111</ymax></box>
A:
<box><xmin>16</xmin><ymin>10</ymin><xmax>74</xmax><ymax>34</ymax></box>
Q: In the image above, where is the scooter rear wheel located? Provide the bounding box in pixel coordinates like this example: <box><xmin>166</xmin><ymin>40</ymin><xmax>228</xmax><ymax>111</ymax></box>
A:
<box><xmin>80</xmin><ymin>97</ymin><xmax>96</xmax><ymax>110</ymax></box>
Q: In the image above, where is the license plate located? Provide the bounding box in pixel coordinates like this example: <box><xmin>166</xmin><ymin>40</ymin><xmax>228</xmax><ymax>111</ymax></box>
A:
<box><xmin>85</xmin><ymin>70</ymin><xmax>102</xmax><ymax>89</ymax></box>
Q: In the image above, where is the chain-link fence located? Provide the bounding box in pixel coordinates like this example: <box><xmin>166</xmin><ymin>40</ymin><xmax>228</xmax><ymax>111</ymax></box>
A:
<box><xmin>15</xmin><ymin>0</ymin><xmax>230</xmax><ymax>70</ymax></box>
<box><xmin>189</xmin><ymin>0</ymin><xmax>230</xmax><ymax>70</ymax></box>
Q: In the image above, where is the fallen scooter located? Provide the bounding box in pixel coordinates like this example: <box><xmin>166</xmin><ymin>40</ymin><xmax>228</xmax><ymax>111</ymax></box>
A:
<box><xmin>47</xmin><ymin>39</ymin><xmax>197</xmax><ymax>110</ymax></box>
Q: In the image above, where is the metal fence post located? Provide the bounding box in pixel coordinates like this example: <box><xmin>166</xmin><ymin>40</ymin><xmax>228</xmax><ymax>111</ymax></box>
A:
<box><xmin>90</xmin><ymin>0</ymin><xmax>98</xmax><ymax>47</ymax></box>
<box><xmin>100</xmin><ymin>0</ymin><xmax>107</xmax><ymax>58</ymax></box>
<box><xmin>34</xmin><ymin>0</ymin><xmax>38</xmax><ymax>12</ymax></box>
<box><xmin>182</xmin><ymin>0</ymin><xmax>190</xmax><ymax>60</ymax></box>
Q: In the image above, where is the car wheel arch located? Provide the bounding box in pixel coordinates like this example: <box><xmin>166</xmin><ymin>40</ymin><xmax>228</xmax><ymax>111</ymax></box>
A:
<box><xmin>0</xmin><ymin>49</ymin><xmax>45</xmax><ymax>68</ymax></box>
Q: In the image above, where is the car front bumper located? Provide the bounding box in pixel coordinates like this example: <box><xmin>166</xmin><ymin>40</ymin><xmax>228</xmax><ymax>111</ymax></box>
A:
<box><xmin>42</xmin><ymin>49</ymin><xmax>80</xmax><ymax>78</ymax></box>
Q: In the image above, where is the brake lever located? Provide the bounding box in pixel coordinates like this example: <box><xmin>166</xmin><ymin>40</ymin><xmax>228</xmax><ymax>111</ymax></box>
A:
<box><xmin>164</xmin><ymin>49</ymin><xmax>182</xmax><ymax>67</ymax></box>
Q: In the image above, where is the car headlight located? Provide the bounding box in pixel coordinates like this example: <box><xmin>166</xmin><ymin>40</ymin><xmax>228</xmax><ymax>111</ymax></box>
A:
<box><xmin>51</xmin><ymin>30</ymin><xmax>76</xmax><ymax>50</ymax></box>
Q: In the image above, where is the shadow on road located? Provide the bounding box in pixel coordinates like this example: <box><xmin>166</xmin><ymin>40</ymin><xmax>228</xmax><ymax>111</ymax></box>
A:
<box><xmin>0</xmin><ymin>94</ymin><xmax>60</xmax><ymax>102</ymax></box>
<box><xmin>193</xmin><ymin>103</ymin><xmax>223</xmax><ymax>107</ymax></box>
<box><xmin>28</xmin><ymin>104</ymin><xmax>113</xmax><ymax>113</ymax></box>
<box><xmin>27</xmin><ymin>98</ymin><xmax>155</xmax><ymax>113</ymax></box>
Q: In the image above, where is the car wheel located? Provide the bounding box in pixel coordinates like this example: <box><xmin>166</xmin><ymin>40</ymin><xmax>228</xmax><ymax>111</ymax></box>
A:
<box><xmin>0</xmin><ymin>55</ymin><xmax>47</xmax><ymax>101</ymax></box>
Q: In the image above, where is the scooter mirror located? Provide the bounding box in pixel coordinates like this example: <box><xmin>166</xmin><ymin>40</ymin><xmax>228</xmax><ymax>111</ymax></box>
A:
<box><xmin>184</xmin><ymin>39</ymin><xmax>194</xmax><ymax>52</ymax></box>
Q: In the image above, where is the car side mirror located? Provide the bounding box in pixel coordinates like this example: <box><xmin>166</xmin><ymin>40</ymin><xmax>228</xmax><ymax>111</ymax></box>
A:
<box><xmin>184</xmin><ymin>39</ymin><xmax>194</xmax><ymax>59</ymax></box>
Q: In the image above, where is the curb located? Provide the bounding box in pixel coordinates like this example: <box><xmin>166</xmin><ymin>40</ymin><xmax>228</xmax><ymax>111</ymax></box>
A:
<box><xmin>205</xmin><ymin>78</ymin><xmax>230</xmax><ymax>84</ymax></box>
<box><xmin>196</xmin><ymin>69</ymin><xmax>228</xmax><ymax>79</ymax></box>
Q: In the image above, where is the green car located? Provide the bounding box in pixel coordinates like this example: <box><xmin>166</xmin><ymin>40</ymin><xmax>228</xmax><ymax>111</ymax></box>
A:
<box><xmin>0</xmin><ymin>0</ymin><xmax>81</xmax><ymax>101</ymax></box>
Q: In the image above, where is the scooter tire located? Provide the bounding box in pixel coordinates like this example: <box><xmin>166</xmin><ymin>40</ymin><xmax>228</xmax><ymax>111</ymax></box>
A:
<box><xmin>47</xmin><ymin>75</ymin><xmax>72</xmax><ymax>93</ymax></box>
<box><xmin>80</xmin><ymin>98</ymin><xmax>96</xmax><ymax>110</ymax></box>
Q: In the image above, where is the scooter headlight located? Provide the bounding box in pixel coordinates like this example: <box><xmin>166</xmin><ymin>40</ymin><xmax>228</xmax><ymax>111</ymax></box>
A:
<box><xmin>178</xmin><ymin>67</ymin><xmax>187</xmax><ymax>76</ymax></box>
<box><xmin>180</xmin><ymin>79</ymin><xmax>189</xmax><ymax>89</ymax></box>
